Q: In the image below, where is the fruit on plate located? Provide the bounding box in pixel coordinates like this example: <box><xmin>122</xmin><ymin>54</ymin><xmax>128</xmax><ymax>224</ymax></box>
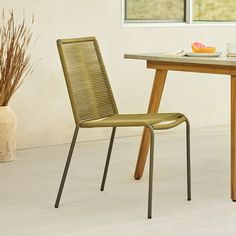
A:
<box><xmin>192</xmin><ymin>42</ymin><xmax>216</xmax><ymax>53</ymax></box>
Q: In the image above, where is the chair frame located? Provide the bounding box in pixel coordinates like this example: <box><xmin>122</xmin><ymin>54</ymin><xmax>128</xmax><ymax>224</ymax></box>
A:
<box><xmin>55</xmin><ymin>121</ymin><xmax>191</xmax><ymax>219</ymax></box>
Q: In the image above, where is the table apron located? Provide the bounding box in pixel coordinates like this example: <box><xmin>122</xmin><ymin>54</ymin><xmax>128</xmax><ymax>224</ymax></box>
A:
<box><xmin>147</xmin><ymin>60</ymin><xmax>236</xmax><ymax>75</ymax></box>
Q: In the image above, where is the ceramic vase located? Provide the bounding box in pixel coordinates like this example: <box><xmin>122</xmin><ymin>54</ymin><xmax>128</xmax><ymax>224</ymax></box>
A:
<box><xmin>0</xmin><ymin>106</ymin><xmax>17</xmax><ymax>162</ymax></box>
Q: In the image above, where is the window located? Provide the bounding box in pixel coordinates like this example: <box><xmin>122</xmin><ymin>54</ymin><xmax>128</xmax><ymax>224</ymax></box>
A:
<box><xmin>123</xmin><ymin>0</ymin><xmax>236</xmax><ymax>25</ymax></box>
<box><xmin>125</xmin><ymin>0</ymin><xmax>186</xmax><ymax>23</ymax></box>
<box><xmin>193</xmin><ymin>0</ymin><xmax>236</xmax><ymax>22</ymax></box>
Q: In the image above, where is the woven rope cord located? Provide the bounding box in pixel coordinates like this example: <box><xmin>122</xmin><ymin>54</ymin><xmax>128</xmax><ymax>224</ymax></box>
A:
<box><xmin>58</xmin><ymin>37</ymin><xmax>118</xmax><ymax>124</ymax></box>
<box><xmin>57</xmin><ymin>37</ymin><xmax>188</xmax><ymax>130</ymax></box>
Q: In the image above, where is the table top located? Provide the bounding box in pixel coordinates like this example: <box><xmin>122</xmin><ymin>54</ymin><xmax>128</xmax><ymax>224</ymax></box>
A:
<box><xmin>124</xmin><ymin>53</ymin><xmax>236</xmax><ymax>67</ymax></box>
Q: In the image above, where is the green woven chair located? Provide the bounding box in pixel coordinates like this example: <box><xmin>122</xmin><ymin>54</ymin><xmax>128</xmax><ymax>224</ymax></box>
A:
<box><xmin>55</xmin><ymin>37</ymin><xmax>191</xmax><ymax>219</ymax></box>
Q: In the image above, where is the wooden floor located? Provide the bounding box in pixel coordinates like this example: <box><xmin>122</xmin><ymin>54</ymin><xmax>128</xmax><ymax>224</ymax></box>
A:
<box><xmin>0</xmin><ymin>126</ymin><xmax>236</xmax><ymax>236</ymax></box>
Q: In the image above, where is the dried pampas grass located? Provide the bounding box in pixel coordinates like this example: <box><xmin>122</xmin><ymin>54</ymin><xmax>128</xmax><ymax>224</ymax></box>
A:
<box><xmin>0</xmin><ymin>10</ymin><xmax>33</xmax><ymax>106</ymax></box>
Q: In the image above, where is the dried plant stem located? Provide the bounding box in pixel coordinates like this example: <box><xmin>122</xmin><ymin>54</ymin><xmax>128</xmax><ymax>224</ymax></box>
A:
<box><xmin>0</xmin><ymin>10</ymin><xmax>32</xmax><ymax>106</ymax></box>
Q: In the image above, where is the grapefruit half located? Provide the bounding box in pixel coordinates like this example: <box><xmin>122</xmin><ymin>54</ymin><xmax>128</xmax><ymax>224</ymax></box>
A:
<box><xmin>192</xmin><ymin>42</ymin><xmax>216</xmax><ymax>53</ymax></box>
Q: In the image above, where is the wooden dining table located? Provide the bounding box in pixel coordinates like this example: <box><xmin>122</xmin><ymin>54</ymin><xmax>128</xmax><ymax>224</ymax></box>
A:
<box><xmin>124</xmin><ymin>52</ymin><xmax>236</xmax><ymax>201</ymax></box>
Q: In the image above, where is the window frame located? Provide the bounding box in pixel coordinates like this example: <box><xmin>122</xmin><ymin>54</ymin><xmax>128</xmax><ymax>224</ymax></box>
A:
<box><xmin>122</xmin><ymin>0</ymin><xmax>236</xmax><ymax>27</ymax></box>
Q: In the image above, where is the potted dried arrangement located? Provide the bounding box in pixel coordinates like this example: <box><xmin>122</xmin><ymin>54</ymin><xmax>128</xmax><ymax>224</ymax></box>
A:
<box><xmin>0</xmin><ymin>10</ymin><xmax>33</xmax><ymax>162</ymax></box>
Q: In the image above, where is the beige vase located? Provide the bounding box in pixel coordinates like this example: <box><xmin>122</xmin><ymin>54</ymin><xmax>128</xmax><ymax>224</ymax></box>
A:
<box><xmin>0</xmin><ymin>106</ymin><xmax>17</xmax><ymax>162</ymax></box>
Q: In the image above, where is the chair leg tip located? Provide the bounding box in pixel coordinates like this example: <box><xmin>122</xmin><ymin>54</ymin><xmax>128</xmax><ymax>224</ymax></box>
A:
<box><xmin>55</xmin><ymin>204</ymin><xmax>59</xmax><ymax>208</ymax></box>
<box><xmin>232</xmin><ymin>200</ymin><xmax>236</xmax><ymax>202</ymax></box>
<box><xmin>148</xmin><ymin>216</ymin><xmax>152</xmax><ymax>219</ymax></box>
<box><xmin>187</xmin><ymin>198</ymin><xmax>191</xmax><ymax>201</ymax></box>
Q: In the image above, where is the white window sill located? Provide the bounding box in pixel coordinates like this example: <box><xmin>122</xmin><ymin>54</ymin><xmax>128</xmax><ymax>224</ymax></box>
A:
<box><xmin>122</xmin><ymin>22</ymin><xmax>236</xmax><ymax>28</ymax></box>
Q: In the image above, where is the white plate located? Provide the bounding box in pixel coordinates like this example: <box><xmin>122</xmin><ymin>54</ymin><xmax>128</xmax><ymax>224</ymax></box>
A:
<box><xmin>185</xmin><ymin>52</ymin><xmax>222</xmax><ymax>57</ymax></box>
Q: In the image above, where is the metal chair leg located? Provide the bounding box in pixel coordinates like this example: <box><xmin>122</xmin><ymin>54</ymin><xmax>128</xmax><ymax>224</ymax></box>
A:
<box><xmin>147</xmin><ymin>125</ymin><xmax>155</xmax><ymax>219</ymax></box>
<box><xmin>185</xmin><ymin>119</ymin><xmax>191</xmax><ymax>201</ymax></box>
<box><xmin>100</xmin><ymin>127</ymin><xmax>116</xmax><ymax>191</ymax></box>
<box><xmin>55</xmin><ymin>125</ymin><xmax>79</xmax><ymax>208</ymax></box>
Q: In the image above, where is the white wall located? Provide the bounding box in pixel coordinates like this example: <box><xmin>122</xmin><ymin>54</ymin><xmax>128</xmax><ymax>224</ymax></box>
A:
<box><xmin>2</xmin><ymin>0</ymin><xmax>235</xmax><ymax>149</ymax></box>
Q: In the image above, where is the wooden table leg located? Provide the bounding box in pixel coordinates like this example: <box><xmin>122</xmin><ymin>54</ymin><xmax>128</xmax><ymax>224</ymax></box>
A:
<box><xmin>231</xmin><ymin>75</ymin><xmax>236</xmax><ymax>201</ymax></box>
<box><xmin>134</xmin><ymin>69</ymin><xmax>167</xmax><ymax>179</ymax></box>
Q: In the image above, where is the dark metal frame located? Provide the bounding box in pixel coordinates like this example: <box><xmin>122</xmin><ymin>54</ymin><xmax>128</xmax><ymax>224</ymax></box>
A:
<box><xmin>147</xmin><ymin>125</ymin><xmax>155</xmax><ymax>219</ymax></box>
<box><xmin>186</xmin><ymin>119</ymin><xmax>191</xmax><ymax>201</ymax></box>
<box><xmin>55</xmin><ymin>125</ymin><xmax>79</xmax><ymax>208</ymax></box>
<box><xmin>55</xmin><ymin>122</ymin><xmax>191</xmax><ymax>219</ymax></box>
<box><xmin>100</xmin><ymin>127</ymin><xmax>116</xmax><ymax>191</ymax></box>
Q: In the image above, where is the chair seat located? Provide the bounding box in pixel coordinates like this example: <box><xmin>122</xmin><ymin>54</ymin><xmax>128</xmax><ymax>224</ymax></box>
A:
<box><xmin>80</xmin><ymin>113</ymin><xmax>187</xmax><ymax>129</ymax></box>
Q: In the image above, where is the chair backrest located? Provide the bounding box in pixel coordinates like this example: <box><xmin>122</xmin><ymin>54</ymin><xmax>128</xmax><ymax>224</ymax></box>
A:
<box><xmin>57</xmin><ymin>37</ymin><xmax>118</xmax><ymax>124</ymax></box>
